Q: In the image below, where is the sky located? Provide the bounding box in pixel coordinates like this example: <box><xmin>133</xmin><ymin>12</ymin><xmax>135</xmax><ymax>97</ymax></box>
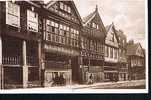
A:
<box><xmin>44</xmin><ymin>0</ymin><xmax>146</xmax><ymax>48</ymax></box>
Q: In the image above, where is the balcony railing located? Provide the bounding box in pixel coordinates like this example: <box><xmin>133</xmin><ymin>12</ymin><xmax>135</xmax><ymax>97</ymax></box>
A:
<box><xmin>2</xmin><ymin>56</ymin><xmax>22</xmax><ymax>65</ymax></box>
<box><xmin>2</xmin><ymin>56</ymin><xmax>39</xmax><ymax>66</ymax></box>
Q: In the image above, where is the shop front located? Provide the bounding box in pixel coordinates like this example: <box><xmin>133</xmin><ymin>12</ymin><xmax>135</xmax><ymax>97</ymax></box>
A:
<box><xmin>104</xmin><ymin>64</ymin><xmax>119</xmax><ymax>82</ymax></box>
<box><xmin>44</xmin><ymin>69</ymin><xmax>71</xmax><ymax>87</ymax></box>
<box><xmin>2</xmin><ymin>36</ymin><xmax>23</xmax><ymax>89</ymax></box>
<box><xmin>43</xmin><ymin>44</ymin><xmax>79</xmax><ymax>87</ymax></box>
<box><xmin>87</xmin><ymin>67</ymin><xmax>104</xmax><ymax>83</ymax></box>
<box><xmin>118</xmin><ymin>63</ymin><xmax>128</xmax><ymax>81</ymax></box>
<box><xmin>80</xmin><ymin>58</ymin><xmax>104</xmax><ymax>84</ymax></box>
<box><xmin>2</xmin><ymin>36</ymin><xmax>41</xmax><ymax>89</ymax></box>
<box><xmin>44</xmin><ymin>53</ymin><xmax>72</xmax><ymax>87</ymax></box>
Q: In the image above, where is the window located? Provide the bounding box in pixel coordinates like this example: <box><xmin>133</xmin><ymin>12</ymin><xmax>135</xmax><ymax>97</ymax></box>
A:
<box><xmin>112</xmin><ymin>34</ymin><xmax>114</xmax><ymax>42</ymax></box>
<box><xmin>97</xmin><ymin>25</ymin><xmax>99</xmax><ymax>29</ymax></box>
<box><xmin>64</xmin><ymin>5</ymin><xmax>67</xmax><ymax>12</ymax></box>
<box><xmin>92</xmin><ymin>22</ymin><xmax>98</xmax><ymax>29</ymax></box>
<box><xmin>59</xmin><ymin>2</ymin><xmax>71</xmax><ymax>14</ymax></box>
<box><xmin>92</xmin><ymin>23</ymin><xmax>96</xmax><ymax>28</ymax></box>
<box><xmin>6</xmin><ymin>1</ymin><xmax>20</xmax><ymax>27</ymax></box>
<box><xmin>67</xmin><ymin>6</ymin><xmax>71</xmax><ymax>13</ymax></box>
<box><xmin>27</xmin><ymin>10</ymin><xmax>38</xmax><ymax>32</ymax></box>
<box><xmin>106</xmin><ymin>46</ymin><xmax>109</xmax><ymax>57</ymax></box>
<box><xmin>46</xmin><ymin>20</ymin><xmax>60</xmax><ymax>41</ymax></box>
<box><xmin>114</xmin><ymin>49</ymin><xmax>118</xmax><ymax>59</ymax></box>
<box><xmin>109</xmin><ymin>33</ymin><xmax>114</xmax><ymax>42</ymax></box>
<box><xmin>60</xmin><ymin>2</ymin><xmax>64</xmax><ymax>10</ymax></box>
<box><xmin>110</xmin><ymin>47</ymin><xmax>113</xmax><ymax>58</ymax></box>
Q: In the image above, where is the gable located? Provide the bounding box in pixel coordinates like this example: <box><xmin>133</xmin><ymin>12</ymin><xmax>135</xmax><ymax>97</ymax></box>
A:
<box><xmin>84</xmin><ymin>10</ymin><xmax>106</xmax><ymax>34</ymax></box>
<box><xmin>136</xmin><ymin>44</ymin><xmax>144</xmax><ymax>57</ymax></box>
<box><xmin>106</xmin><ymin>26</ymin><xmax>118</xmax><ymax>45</ymax></box>
<box><xmin>46</xmin><ymin>1</ymin><xmax>82</xmax><ymax>25</ymax></box>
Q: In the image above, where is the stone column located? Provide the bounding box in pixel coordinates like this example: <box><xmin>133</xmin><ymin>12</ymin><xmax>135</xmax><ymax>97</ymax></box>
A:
<box><xmin>22</xmin><ymin>40</ymin><xmax>28</xmax><ymax>88</ymax></box>
<box><xmin>0</xmin><ymin>36</ymin><xmax>3</xmax><ymax>89</ymax></box>
<box><xmin>79</xmin><ymin>56</ymin><xmax>84</xmax><ymax>84</ymax></box>
<box><xmin>68</xmin><ymin>58</ymin><xmax>72</xmax><ymax>85</ymax></box>
<box><xmin>38</xmin><ymin>41</ymin><xmax>42</xmax><ymax>86</ymax></box>
<box><xmin>41</xmin><ymin>44</ymin><xmax>45</xmax><ymax>87</ymax></box>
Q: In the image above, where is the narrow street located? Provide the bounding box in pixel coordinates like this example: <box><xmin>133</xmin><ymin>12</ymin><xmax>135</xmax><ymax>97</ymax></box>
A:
<box><xmin>0</xmin><ymin>79</ymin><xmax>146</xmax><ymax>93</ymax></box>
<box><xmin>71</xmin><ymin>80</ymin><xmax>146</xmax><ymax>89</ymax></box>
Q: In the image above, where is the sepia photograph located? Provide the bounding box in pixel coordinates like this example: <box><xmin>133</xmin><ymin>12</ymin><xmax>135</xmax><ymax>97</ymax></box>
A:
<box><xmin>0</xmin><ymin>0</ymin><xmax>148</xmax><ymax>93</ymax></box>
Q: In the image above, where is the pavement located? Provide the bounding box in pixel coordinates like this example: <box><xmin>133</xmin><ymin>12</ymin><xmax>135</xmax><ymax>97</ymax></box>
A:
<box><xmin>70</xmin><ymin>79</ymin><xmax>146</xmax><ymax>89</ymax></box>
<box><xmin>0</xmin><ymin>79</ymin><xmax>146</xmax><ymax>93</ymax></box>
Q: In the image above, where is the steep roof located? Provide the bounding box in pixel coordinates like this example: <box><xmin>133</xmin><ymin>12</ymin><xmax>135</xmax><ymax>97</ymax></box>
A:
<box><xmin>126</xmin><ymin>43</ymin><xmax>144</xmax><ymax>56</ymax></box>
<box><xmin>105</xmin><ymin>24</ymin><xmax>112</xmax><ymax>33</ymax></box>
<box><xmin>82</xmin><ymin>11</ymin><xmax>96</xmax><ymax>25</ymax></box>
<box><xmin>105</xmin><ymin>23</ymin><xmax>119</xmax><ymax>42</ymax></box>
<box><xmin>45</xmin><ymin>0</ymin><xmax>83</xmax><ymax>25</ymax></box>
<box><xmin>82</xmin><ymin>6</ymin><xmax>107</xmax><ymax>39</ymax></box>
<box><xmin>117</xmin><ymin>30</ymin><xmax>126</xmax><ymax>39</ymax></box>
<box><xmin>46</xmin><ymin>1</ymin><xmax>56</xmax><ymax>7</ymax></box>
<box><xmin>126</xmin><ymin>43</ymin><xmax>139</xmax><ymax>56</ymax></box>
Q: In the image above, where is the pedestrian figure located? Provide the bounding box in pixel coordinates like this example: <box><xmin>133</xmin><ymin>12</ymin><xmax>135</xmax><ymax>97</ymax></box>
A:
<box><xmin>87</xmin><ymin>74</ymin><xmax>93</xmax><ymax>84</ymax></box>
<box><xmin>51</xmin><ymin>73</ymin><xmax>60</xmax><ymax>86</ymax></box>
<box><xmin>60</xmin><ymin>74</ymin><xmax>66</xmax><ymax>86</ymax></box>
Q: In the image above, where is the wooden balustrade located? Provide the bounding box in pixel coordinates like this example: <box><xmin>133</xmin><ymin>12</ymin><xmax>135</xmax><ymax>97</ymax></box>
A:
<box><xmin>2</xmin><ymin>56</ymin><xmax>39</xmax><ymax>66</ymax></box>
<box><xmin>2</xmin><ymin>56</ymin><xmax>21</xmax><ymax>65</ymax></box>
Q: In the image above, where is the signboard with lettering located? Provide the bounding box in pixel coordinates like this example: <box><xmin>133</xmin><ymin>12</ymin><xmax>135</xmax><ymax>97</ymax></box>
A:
<box><xmin>89</xmin><ymin>66</ymin><xmax>102</xmax><ymax>73</ymax></box>
<box><xmin>27</xmin><ymin>9</ymin><xmax>38</xmax><ymax>32</ymax></box>
<box><xmin>6</xmin><ymin>2</ymin><xmax>20</xmax><ymax>28</ymax></box>
<box><xmin>44</xmin><ymin>44</ymin><xmax>79</xmax><ymax>56</ymax></box>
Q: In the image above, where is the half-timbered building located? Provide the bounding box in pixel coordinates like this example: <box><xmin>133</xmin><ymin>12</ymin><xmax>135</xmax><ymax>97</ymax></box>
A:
<box><xmin>78</xmin><ymin>6</ymin><xmax>106</xmax><ymax>84</ymax></box>
<box><xmin>41</xmin><ymin>0</ymin><xmax>83</xmax><ymax>86</ymax></box>
<box><xmin>126</xmin><ymin>40</ymin><xmax>145</xmax><ymax>80</ymax></box>
<box><xmin>117</xmin><ymin>30</ymin><xmax>128</xmax><ymax>81</ymax></box>
<box><xmin>104</xmin><ymin>23</ymin><xmax>119</xmax><ymax>82</ymax></box>
<box><xmin>0</xmin><ymin>1</ymin><xmax>43</xmax><ymax>89</ymax></box>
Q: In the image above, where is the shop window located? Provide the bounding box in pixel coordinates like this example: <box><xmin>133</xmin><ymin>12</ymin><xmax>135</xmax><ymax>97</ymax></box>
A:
<box><xmin>45</xmin><ymin>72</ymin><xmax>68</xmax><ymax>86</ymax></box>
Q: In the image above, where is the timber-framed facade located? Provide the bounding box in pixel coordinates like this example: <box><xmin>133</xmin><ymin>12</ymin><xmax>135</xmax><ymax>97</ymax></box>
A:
<box><xmin>0</xmin><ymin>0</ymin><xmax>146</xmax><ymax>89</ymax></box>
<box><xmin>0</xmin><ymin>1</ymin><xmax>43</xmax><ymax>89</ymax></box>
